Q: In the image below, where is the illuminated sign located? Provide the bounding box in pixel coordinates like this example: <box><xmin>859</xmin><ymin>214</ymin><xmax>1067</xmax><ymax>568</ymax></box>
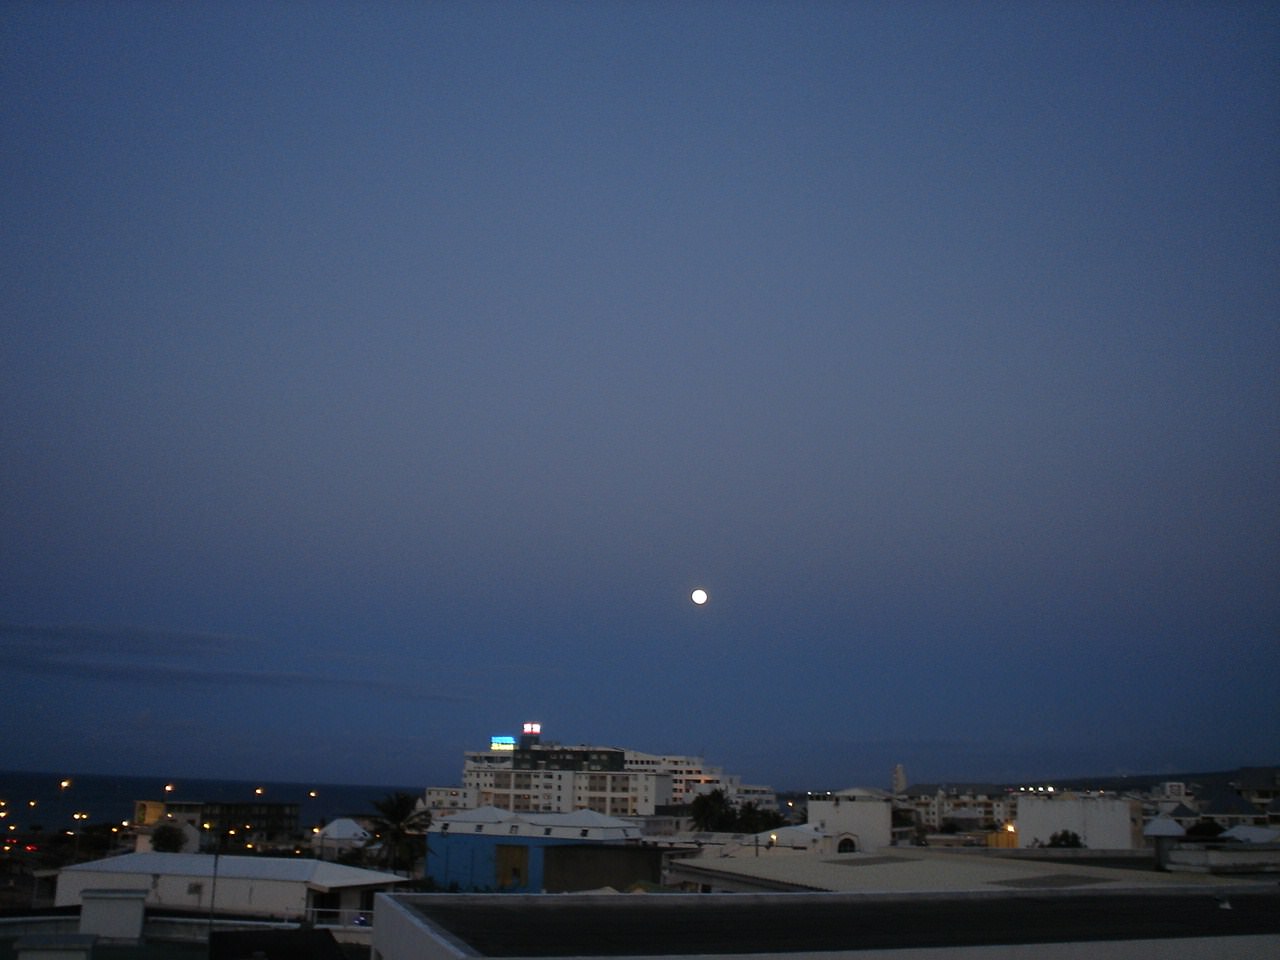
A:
<box><xmin>522</xmin><ymin>722</ymin><xmax>541</xmax><ymax>735</ymax></box>
<box><xmin>490</xmin><ymin>736</ymin><xmax>516</xmax><ymax>752</ymax></box>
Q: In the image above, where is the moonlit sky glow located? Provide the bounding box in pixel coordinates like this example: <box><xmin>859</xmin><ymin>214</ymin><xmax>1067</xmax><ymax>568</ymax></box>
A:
<box><xmin>2</xmin><ymin>2</ymin><xmax>1277</xmax><ymax>789</ymax></box>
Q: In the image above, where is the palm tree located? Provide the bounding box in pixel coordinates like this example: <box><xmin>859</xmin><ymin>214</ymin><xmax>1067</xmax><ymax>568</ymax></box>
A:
<box><xmin>690</xmin><ymin>789</ymin><xmax>737</xmax><ymax>832</ymax></box>
<box><xmin>368</xmin><ymin>792</ymin><xmax>431</xmax><ymax>876</ymax></box>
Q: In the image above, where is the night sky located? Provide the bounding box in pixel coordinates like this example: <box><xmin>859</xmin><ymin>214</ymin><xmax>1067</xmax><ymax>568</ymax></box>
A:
<box><xmin>3</xmin><ymin>2</ymin><xmax>1276</xmax><ymax>792</ymax></box>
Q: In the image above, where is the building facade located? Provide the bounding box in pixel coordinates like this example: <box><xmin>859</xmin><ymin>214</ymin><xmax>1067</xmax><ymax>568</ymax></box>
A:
<box><xmin>1016</xmin><ymin>793</ymin><xmax>1142</xmax><ymax>849</ymax></box>
<box><xmin>804</xmin><ymin>789</ymin><xmax>892</xmax><ymax>852</ymax></box>
<box><xmin>896</xmin><ymin>783</ymin><xmax>1014</xmax><ymax>832</ymax></box>
<box><xmin>448</xmin><ymin>724</ymin><xmax>768</xmax><ymax>818</ymax></box>
<box><xmin>133</xmin><ymin>797</ymin><xmax>301</xmax><ymax>853</ymax></box>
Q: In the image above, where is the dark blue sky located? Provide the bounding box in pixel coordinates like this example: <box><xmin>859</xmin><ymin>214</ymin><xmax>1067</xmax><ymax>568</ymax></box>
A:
<box><xmin>3</xmin><ymin>1</ymin><xmax>1277</xmax><ymax>791</ymax></box>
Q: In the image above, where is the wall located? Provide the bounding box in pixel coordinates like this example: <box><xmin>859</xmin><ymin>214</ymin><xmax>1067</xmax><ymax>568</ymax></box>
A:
<box><xmin>371</xmin><ymin>892</ymin><xmax>461</xmax><ymax>960</ymax></box>
<box><xmin>806</xmin><ymin>795</ymin><xmax>892</xmax><ymax>851</ymax></box>
<box><xmin>427</xmin><ymin>835</ymin><xmax>660</xmax><ymax>893</ymax></box>
<box><xmin>1016</xmin><ymin>795</ymin><xmax>1140</xmax><ymax>850</ymax></box>
<box><xmin>1167</xmin><ymin>844</ymin><xmax>1280</xmax><ymax>874</ymax></box>
<box><xmin>56</xmin><ymin>870</ymin><xmax>308</xmax><ymax>918</ymax></box>
<box><xmin>79</xmin><ymin>889</ymin><xmax>146</xmax><ymax>940</ymax></box>
<box><xmin>541</xmin><ymin>846</ymin><xmax>664</xmax><ymax>892</ymax></box>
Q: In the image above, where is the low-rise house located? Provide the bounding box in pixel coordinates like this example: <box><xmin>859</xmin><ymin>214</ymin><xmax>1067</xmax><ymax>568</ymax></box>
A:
<box><xmin>1232</xmin><ymin>767</ymin><xmax>1280</xmax><ymax>811</ymax></box>
<box><xmin>56</xmin><ymin>852</ymin><xmax>404</xmax><ymax>924</ymax></box>
<box><xmin>1197</xmin><ymin>787</ymin><xmax>1266</xmax><ymax>832</ymax></box>
<box><xmin>310</xmin><ymin>818</ymin><xmax>371</xmax><ymax>860</ymax></box>
<box><xmin>805</xmin><ymin>789</ymin><xmax>892</xmax><ymax>852</ymax></box>
<box><xmin>426</xmin><ymin>806</ymin><xmax>660</xmax><ymax>892</ymax></box>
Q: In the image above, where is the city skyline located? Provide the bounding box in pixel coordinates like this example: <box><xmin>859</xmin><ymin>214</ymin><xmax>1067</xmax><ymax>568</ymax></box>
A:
<box><xmin>3</xmin><ymin>2</ymin><xmax>1277</xmax><ymax>790</ymax></box>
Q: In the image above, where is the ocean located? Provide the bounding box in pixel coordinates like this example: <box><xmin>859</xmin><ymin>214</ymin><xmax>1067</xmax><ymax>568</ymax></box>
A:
<box><xmin>0</xmin><ymin>770</ymin><xmax>424</xmax><ymax>834</ymax></box>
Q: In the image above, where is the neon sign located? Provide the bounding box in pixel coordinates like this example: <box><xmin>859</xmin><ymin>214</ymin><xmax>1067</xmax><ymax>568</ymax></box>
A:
<box><xmin>490</xmin><ymin>736</ymin><xmax>516</xmax><ymax>752</ymax></box>
<box><xmin>522</xmin><ymin>722</ymin><xmax>541</xmax><ymax>735</ymax></box>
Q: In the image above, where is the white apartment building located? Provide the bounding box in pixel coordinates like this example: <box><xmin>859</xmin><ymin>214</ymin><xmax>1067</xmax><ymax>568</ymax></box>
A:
<box><xmin>423</xmin><ymin>786</ymin><xmax>472</xmax><ymax>817</ymax></box>
<box><xmin>464</xmin><ymin>745</ymin><xmax>675</xmax><ymax>816</ymax></box>
<box><xmin>623</xmin><ymin>750</ymin><xmax>742</xmax><ymax>805</ymax></box>
<box><xmin>442</xmin><ymin>725</ymin><xmax>767</xmax><ymax>818</ymax></box>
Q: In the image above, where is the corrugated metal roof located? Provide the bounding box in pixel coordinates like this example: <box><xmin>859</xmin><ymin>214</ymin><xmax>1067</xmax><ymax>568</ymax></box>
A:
<box><xmin>434</xmin><ymin>807</ymin><xmax>636</xmax><ymax>830</ymax></box>
<box><xmin>62</xmin><ymin>852</ymin><xmax>403</xmax><ymax>890</ymax></box>
<box><xmin>430</xmin><ymin>806</ymin><xmax>641</xmax><ymax>840</ymax></box>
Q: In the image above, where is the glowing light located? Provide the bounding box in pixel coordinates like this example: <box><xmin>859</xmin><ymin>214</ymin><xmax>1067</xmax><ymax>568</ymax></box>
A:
<box><xmin>490</xmin><ymin>736</ymin><xmax>516</xmax><ymax>751</ymax></box>
<box><xmin>164</xmin><ymin>783</ymin><xmax>175</xmax><ymax>793</ymax></box>
<box><xmin>691</xmin><ymin>588</ymin><xmax>708</xmax><ymax>605</ymax></box>
<box><xmin>522</xmin><ymin>722</ymin><xmax>541</xmax><ymax>736</ymax></box>
<box><xmin>254</xmin><ymin>787</ymin><xmax>265</xmax><ymax>795</ymax></box>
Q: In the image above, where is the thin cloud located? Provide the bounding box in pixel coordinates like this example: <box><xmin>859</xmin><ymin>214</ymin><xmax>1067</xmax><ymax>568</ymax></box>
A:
<box><xmin>0</xmin><ymin>622</ymin><xmax>466</xmax><ymax>702</ymax></box>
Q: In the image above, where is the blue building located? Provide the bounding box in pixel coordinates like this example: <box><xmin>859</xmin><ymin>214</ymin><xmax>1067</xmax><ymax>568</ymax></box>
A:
<box><xmin>426</xmin><ymin>807</ymin><xmax>661</xmax><ymax>892</ymax></box>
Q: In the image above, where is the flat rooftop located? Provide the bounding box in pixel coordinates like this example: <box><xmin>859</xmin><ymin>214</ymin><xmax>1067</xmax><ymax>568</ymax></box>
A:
<box><xmin>399</xmin><ymin>887</ymin><xmax>1280</xmax><ymax>956</ymax></box>
<box><xmin>665</xmin><ymin>847</ymin><xmax>1255</xmax><ymax>894</ymax></box>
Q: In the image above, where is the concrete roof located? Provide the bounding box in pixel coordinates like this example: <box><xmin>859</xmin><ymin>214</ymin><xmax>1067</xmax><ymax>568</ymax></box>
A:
<box><xmin>667</xmin><ymin>847</ymin><xmax>1266</xmax><ymax>895</ymax></box>
<box><xmin>62</xmin><ymin>852</ymin><xmax>403</xmax><ymax>890</ymax></box>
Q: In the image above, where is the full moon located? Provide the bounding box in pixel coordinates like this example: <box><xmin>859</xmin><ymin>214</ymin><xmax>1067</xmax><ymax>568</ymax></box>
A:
<box><xmin>691</xmin><ymin>588</ymin><xmax>708</xmax><ymax>605</ymax></box>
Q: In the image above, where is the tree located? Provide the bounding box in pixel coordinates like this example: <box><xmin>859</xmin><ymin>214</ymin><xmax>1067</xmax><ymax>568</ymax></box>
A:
<box><xmin>690</xmin><ymin>790</ymin><xmax>785</xmax><ymax>834</ymax></box>
<box><xmin>1047</xmin><ymin>830</ymin><xmax>1084</xmax><ymax>848</ymax></box>
<box><xmin>151</xmin><ymin>823</ymin><xmax>187</xmax><ymax>853</ymax></box>
<box><xmin>1185</xmin><ymin>818</ymin><xmax>1224</xmax><ymax>839</ymax></box>
<box><xmin>736</xmin><ymin>802</ymin><xmax>785</xmax><ymax>835</ymax></box>
<box><xmin>368</xmin><ymin>792</ymin><xmax>431</xmax><ymax>876</ymax></box>
<box><xmin>690</xmin><ymin>789</ymin><xmax>737</xmax><ymax>832</ymax></box>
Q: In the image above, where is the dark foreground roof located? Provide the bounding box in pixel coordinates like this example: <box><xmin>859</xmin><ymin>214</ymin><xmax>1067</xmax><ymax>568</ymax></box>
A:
<box><xmin>406</xmin><ymin>888</ymin><xmax>1280</xmax><ymax>957</ymax></box>
<box><xmin>210</xmin><ymin>928</ymin><xmax>346</xmax><ymax>960</ymax></box>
